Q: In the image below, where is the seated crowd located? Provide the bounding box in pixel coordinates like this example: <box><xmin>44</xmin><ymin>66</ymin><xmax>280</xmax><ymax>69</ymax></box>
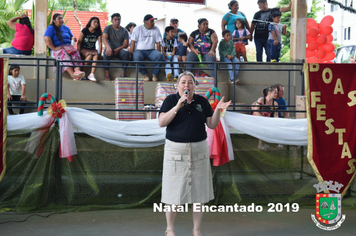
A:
<box><xmin>4</xmin><ymin>1</ymin><xmax>294</xmax><ymax>117</ymax></box>
<box><xmin>2</xmin><ymin>0</ymin><xmax>293</xmax><ymax>83</ymax></box>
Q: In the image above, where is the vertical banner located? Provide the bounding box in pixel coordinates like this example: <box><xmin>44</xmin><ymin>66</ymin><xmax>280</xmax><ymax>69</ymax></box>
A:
<box><xmin>305</xmin><ymin>63</ymin><xmax>356</xmax><ymax>197</ymax></box>
<box><xmin>0</xmin><ymin>58</ymin><xmax>8</xmax><ymax>182</ymax></box>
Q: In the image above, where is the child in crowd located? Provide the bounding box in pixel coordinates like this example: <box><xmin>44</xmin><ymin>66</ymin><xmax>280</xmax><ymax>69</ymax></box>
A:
<box><xmin>162</xmin><ymin>26</ymin><xmax>179</xmax><ymax>81</ymax></box>
<box><xmin>218</xmin><ymin>29</ymin><xmax>240</xmax><ymax>84</ymax></box>
<box><xmin>268</xmin><ymin>11</ymin><xmax>286</xmax><ymax>62</ymax></box>
<box><xmin>7</xmin><ymin>65</ymin><xmax>27</xmax><ymax>115</ymax></box>
<box><xmin>176</xmin><ymin>32</ymin><xmax>188</xmax><ymax>73</ymax></box>
<box><xmin>77</xmin><ymin>16</ymin><xmax>103</xmax><ymax>82</ymax></box>
<box><xmin>232</xmin><ymin>18</ymin><xmax>251</xmax><ymax>62</ymax></box>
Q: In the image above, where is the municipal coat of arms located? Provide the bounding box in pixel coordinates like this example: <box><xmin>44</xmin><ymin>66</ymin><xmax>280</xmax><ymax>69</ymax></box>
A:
<box><xmin>311</xmin><ymin>181</ymin><xmax>346</xmax><ymax>230</ymax></box>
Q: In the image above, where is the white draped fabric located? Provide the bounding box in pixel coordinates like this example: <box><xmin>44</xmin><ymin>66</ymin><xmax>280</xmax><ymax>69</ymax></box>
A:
<box><xmin>7</xmin><ymin>107</ymin><xmax>308</xmax><ymax>149</ymax></box>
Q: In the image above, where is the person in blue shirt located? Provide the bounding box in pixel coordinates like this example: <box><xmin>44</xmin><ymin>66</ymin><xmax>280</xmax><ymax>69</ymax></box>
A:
<box><xmin>44</xmin><ymin>13</ymin><xmax>85</xmax><ymax>80</ymax></box>
<box><xmin>274</xmin><ymin>84</ymin><xmax>289</xmax><ymax>118</ymax></box>
<box><xmin>163</xmin><ymin>18</ymin><xmax>184</xmax><ymax>41</ymax></box>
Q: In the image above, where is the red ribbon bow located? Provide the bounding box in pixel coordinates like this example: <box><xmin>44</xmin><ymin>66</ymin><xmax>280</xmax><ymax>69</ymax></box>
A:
<box><xmin>50</xmin><ymin>102</ymin><xmax>66</xmax><ymax>119</ymax></box>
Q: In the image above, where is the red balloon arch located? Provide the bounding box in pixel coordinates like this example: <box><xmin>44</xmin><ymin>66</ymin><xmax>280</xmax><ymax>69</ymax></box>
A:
<box><xmin>306</xmin><ymin>15</ymin><xmax>335</xmax><ymax>63</ymax></box>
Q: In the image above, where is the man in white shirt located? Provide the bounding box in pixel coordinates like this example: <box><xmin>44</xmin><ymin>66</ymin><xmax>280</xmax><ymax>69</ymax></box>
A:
<box><xmin>130</xmin><ymin>14</ymin><xmax>165</xmax><ymax>82</ymax></box>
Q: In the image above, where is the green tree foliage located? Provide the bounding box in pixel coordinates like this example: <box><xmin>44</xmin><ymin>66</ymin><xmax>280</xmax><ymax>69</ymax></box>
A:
<box><xmin>0</xmin><ymin>0</ymin><xmax>29</xmax><ymax>47</ymax></box>
<box><xmin>48</xmin><ymin>0</ymin><xmax>107</xmax><ymax>12</ymax></box>
<box><xmin>277</xmin><ymin>0</ymin><xmax>322</xmax><ymax>62</ymax></box>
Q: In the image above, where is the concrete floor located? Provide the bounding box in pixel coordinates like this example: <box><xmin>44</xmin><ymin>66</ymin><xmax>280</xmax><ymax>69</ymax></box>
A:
<box><xmin>0</xmin><ymin>207</ymin><xmax>355</xmax><ymax>236</ymax></box>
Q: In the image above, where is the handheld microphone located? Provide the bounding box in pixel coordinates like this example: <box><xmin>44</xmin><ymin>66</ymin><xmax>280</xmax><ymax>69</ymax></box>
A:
<box><xmin>184</xmin><ymin>89</ymin><xmax>189</xmax><ymax>105</ymax></box>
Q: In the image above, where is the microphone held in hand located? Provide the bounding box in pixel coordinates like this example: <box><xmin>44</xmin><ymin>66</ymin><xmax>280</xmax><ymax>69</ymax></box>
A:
<box><xmin>184</xmin><ymin>89</ymin><xmax>189</xmax><ymax>105</ymax></box>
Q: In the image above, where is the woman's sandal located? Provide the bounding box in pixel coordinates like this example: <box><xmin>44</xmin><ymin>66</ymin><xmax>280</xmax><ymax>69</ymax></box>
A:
<box><xmin>165</xmin><ymin>229</ymin><xmax>175</xmax><ymax>236</ymax></box>
<box><xmin>104</xmin><ymin>75</ymin><xmax>111</xmax><ymax>81</ymax></box>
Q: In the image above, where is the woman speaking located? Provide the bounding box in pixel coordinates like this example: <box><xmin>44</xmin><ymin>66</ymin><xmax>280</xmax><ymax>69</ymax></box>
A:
<box><xmin>158</xmin><ymin>71</ymin><xmax>231</xmax><ymax>236</ymax></box>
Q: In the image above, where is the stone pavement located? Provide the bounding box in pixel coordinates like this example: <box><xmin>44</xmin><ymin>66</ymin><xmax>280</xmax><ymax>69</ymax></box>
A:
<box><xmin>0</xmin><ymin>207</ymin><xmax>355</xmax><ymax>236</ymax></box>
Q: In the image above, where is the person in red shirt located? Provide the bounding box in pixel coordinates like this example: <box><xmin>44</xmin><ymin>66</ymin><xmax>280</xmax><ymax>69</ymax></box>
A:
<box><xmin>3</xmin><ymin>14</ymin><xmax>34</xmax><ymax>55</ymax></box>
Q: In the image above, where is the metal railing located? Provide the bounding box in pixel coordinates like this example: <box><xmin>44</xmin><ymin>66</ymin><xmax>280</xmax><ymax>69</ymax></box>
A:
<box><xmin>3</xmin><ymin>56</ymin><xmax>305</xmax><ymax>115</ymax></box>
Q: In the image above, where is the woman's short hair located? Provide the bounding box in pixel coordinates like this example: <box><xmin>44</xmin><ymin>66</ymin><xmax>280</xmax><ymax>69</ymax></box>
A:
<box><xmin>177</xmin><ymin>71</ymin><xmax>196</xmax><ymax>85</ymax></box>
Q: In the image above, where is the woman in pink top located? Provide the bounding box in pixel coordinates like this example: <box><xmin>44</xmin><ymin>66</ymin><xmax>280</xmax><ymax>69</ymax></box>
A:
<box><xmin>3</xmin><ymin>14</ymin><xmax>34</xmax><ymax>55</ymax></box>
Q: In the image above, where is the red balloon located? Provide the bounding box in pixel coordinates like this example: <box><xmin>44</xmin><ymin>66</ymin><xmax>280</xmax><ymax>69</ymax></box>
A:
<box><xmin>327</xmin><ymin>34</ymin><xmax>333</xmax><ymax>42</ymax></box>
<box><xmin>321</xmin><ymin>42</ymin><xmax>335</xmax><ymax>53</ymax></box>
<box><xmin>316</xmin><ymin>34</ymin><xmax>327</xmax><ymax>45</ymax></box>
<box><xmin>308</xmin><ymin>27</ymin><xmax>320</xmax><ymax>37</ymax></box>
<box><xmin>308</xmin><ymin>41</ymin><xmax>319</xmax><ymax>51</ymax></box>
<box><xmin>320</xmin><ymin>26</ymin><xmax>333</xmax><ymax>35</ymax></box>
<box><xmin>323</xmin><ymin>52</ymin><xmax>336</xmax><ymax>61</ymax></box>
<box><xmin>307</xmin><ymin>18</ymin><xmax>318</xmax><ymax>29</ymax></box>
<box><xmin>315</xmin><ymin>48</ymin><xmax>326</xmax><ymax>59</ymax></box>
<box><xmin>306</xmin><ymin>48</ymin><xmax>315</xmax><ymax>57</ymax></box>
<box><xmin>319</xmin><ymin>15</ymin><xmax>334</xmax><ymax>28</ymax></box>
<box><xmin>306</xmin><ymin>35</ymin><xmax>317</xmax><ymax>43</ymax></box>
<box><xmin>307</xmin><ymin>56</ymin><xmax>317</xmax><ymax>63</ymax></box>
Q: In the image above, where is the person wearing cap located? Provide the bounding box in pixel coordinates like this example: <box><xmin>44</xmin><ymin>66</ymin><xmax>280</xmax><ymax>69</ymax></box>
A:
<box><xmin>102</xmin><ymin>13</ymin><xmax>130</xmax><ymax>79</ymax></box>
<box><xmin>163</xmin><ymin>18</ymin><xmax>185</xmax><ymax>41</ymax></box>
<box><xmin>130</xmin><ymin>14</ymin><xmax>165</xmax><ymax>82</ymax></box>
<box><xmin>250</xmin><ymin>0</ymin><xmax>291</xmax><ymax>62</ymax></box>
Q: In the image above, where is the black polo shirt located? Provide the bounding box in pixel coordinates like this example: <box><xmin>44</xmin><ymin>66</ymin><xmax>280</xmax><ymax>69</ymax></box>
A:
<box><xmin>159</xmin><ymin>93</ymin><xmax>213</xmax><ymax>143</ymax></box>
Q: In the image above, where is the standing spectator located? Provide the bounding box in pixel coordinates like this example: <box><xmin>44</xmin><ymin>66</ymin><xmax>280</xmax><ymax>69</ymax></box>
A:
<box><xmin>77</xmin><ymin>16</ymin><xmax>103</xmax><ymax>82</ymax></box>
<box><xmin>158</xmin><ymin>71</ymin><xmax>231</xmax><ymax>236</ymax></box>
<box><xmin>232</xmin><ymin>18</ymin><xmax>251</xmax><ymax>62</ymax></box>
<box><xmin>102</xmin><ymin>13</ymin><xmax>130</xmax><ymax>80</ymax></box>
<box><xmin>3</xmin><ymin>14</ymin><xmax>34</xmax><ymax>55</ymax></box>
<box><xmin>186</xmin><ymin>18</ymin><xmax>218</xmax><ymax>77</ymax></box>
<box><xmin>250</xmin><ymin>0</ymin><xmax>291</xmax><ymax>62</ymax></box>
<box><xmin>162</xmin><ymin>26</ymin><xmax>179</xmax><ymax>81</ymax></box>
<box><xmin>163</xmin><ymin>18</ymin><xmax>184</xmax><ymax>41</ymax></box>
<box><xmin>221</xmin><ymin>1</ymin><xmax>250</xmax><ymax>36</ymax></box>
<box><xmin>44</xmin><ymin>13</ymin><xmax>85</xmax><ymax>80</ymax></box>
<box><xmin>7</xmin><ymin>65</ymin><xmax>27</xmax><ymax>115</ymax></box>
<box><xmin>130</xmin><ymin>14</ymin><xmax>165</xmax><ymax>82</ymax></box>
<box><xmin>268</xmin><ymin>11</ymin><xmax>286</xmax><ymax>62</ymax></box>
<box><xmin>218</xmin><ymin>29</ymin><xmax>240</xmax><ymax>84</ymax></box>
<box><xmin>176</xmin><ymin>32</ymin><xmax>189</xmax><ymax>73</ymax></box>
<box><xmin>274</xmin><ymin>83</ymin><xmax>289</xmax><ymax>118</ymax></box>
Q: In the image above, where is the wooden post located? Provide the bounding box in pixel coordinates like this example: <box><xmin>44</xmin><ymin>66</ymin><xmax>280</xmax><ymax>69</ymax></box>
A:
<box><xmin>34</xmin><ymin>0</ymin><xmax>48</xmax><ymax>56</ymax></box>
<box><xmin>290</xmin><ymin>0</ymin><xmax>308</xmax><ymax>62</ymax></box>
